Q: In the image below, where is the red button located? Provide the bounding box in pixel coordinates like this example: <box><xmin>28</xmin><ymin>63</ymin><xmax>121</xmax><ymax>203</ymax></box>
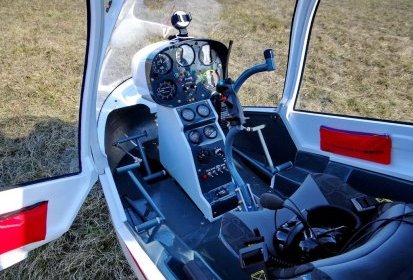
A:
<box><xmin>202</xmin><ymin>174</ymin><xmax>208</xmax><ymax>180</ymax></box>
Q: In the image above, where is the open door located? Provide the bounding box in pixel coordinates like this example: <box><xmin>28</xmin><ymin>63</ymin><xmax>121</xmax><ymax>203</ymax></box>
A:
<box><xmin>277</xmin><ymin>0</ymin><xmax>413</xmax><ymax>183</ymax></box>
<box><xmin>0</xmin><ymin>0</ymin><xmax>110</xmax><ymax>270</ymax></box>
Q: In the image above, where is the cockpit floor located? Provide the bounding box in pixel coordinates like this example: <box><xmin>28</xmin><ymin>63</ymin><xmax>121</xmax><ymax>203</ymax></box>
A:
<box><xmin>115</xmin><ymin>157</ymin><xmax>271</xmax><ymax>279</ymax></box>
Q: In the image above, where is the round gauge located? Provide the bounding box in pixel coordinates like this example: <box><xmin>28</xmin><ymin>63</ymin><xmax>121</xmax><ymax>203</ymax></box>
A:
<box><xmin>176</xmin><ymin>45</ymin><xmax>195</xmax><ymax>67</ymax></box>
<box><xmin>152</xmin><ymin>53</ymin><xmax>172</xmax><ymax>75</ymax></box>
<box><xmin>202</xmin><ymin>70</ymin><xmax>220</xmax><ymax>90</ymax></box>
<box><xmin>196</xmin><ymin>104</ymin><xmax>210</xmax><ymax>117</ymax></box>
<box><xmin>188</xmin><ymin>130</ymin><xmax>202</xmax><ymax>144</ymax></box>
<box><xmin>156</xmin><ymin>80</ymin><xmax>176</xmax><ymax>100</ymax></box>
<box><xmin>203</xmin><ymin>125</ymin><xmax>217</xmax><ymax>139</ymax></box>
<box><xmin>181</xmin><ymin>108</ymin><xmax>195</xmax><ymax>121</ymax></box>
<box><xmin>199</xmin><ymin>44</ymin><xmax>217</xmax><ymax>65</ymax></box>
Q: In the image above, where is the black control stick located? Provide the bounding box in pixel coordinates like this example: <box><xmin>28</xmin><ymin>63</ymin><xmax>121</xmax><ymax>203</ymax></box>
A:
<box><xmin>217</xmin><ymin>49</ymin><xmax>275</xmax><ymax>126</ymax></box>
<box><xmin>218</xmin><ymin>49</ymin><xmax>276</xmax><ymax>212</ymax></box>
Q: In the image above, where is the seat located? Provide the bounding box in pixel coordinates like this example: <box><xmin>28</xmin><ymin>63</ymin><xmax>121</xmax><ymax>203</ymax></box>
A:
<box><xmin>220</xmin><ymin>173</ymin><xmax>362</xmax><ymax>256</ymax></box>
<box><xmin>220</xmin><ymin>174</ymin><xmax>413</xmax><ymax>279</ymax></box>
<box><xmin>271</xmin><ymin>203</ymin><xmax>413</xmax><ymax>280</ymax></box>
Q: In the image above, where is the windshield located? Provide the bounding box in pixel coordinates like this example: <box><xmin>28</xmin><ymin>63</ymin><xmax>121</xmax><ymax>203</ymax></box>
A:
<box><xmin>98</xmin><ymin>0</ymin><xmax>295</xmax><ymax>109</ymax></box>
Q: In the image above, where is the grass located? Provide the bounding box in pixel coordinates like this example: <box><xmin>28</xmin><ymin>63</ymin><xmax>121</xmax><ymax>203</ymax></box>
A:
<box><xmin>297</xmin><ymin>0</ymin><xmax>413</xmax><ymax>122</ymax></box>
<box><xmin>0</xmin><ymin>0</ymin><xmax>85</xmax><ymax>187</ymax></box>
<box><xmin>0</xmin><ymin>0</ymin><xmax>411</xmax><ymax>278</ymax></box>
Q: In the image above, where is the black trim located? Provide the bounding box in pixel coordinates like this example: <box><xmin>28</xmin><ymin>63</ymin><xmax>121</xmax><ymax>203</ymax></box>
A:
<box><xmin>281</xmin><ymin>0</ymin><xmax>300</xmax><ymax>100</ymax></box>
<box><xmin>0</xmin><ymin>1</ymin><xmax>91</xmax><ymax>191</ymax></box>
<box><xmin>77</xmin><ymin>0</ymin><xmax>91</xmax><ymax>175</ymax></box>
<box><xmin>291</xmin><ymin>0</ymin><xmax>320</xmax><ymax>112</ymax></box>
<box><xmin>294</xmin><ymin>109</ymin><xmax>413</xmax><ymax>127</ymax></box>
<box><xmin>291</xmin><ymin>1</ymin><xmax>413</xmax><ymax>127</ymax></box>
<box><xmin>3</xmin><ymin>172</ymin><xmax>83</xmax><ymax>190</ymax></box>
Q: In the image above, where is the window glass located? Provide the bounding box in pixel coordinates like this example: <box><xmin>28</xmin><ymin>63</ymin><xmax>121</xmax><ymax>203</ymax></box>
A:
<box><xmin>296</xmin><ymin>0</ymin><xmax>412</xmax><ymax>123</ymax></box>
<box><xmin>0</xmin><ymin>0</ymin><xmax>87</xmax><ymax>187</ymax></box>
<box><xmin>99</xmin><ymin>0</ymin><xmax>295</xmax><ymax>107</ymax></box>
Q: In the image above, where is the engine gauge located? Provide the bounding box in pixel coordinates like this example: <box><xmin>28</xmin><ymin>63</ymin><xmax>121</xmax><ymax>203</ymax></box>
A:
<box><xmin>181</xmin><ymin>108</ymin><xmax>195</xmax><ymax>121</ymax></box>
<box><xmin>203</xmin><ymin>125</ymin><xmax>217</xmax><ymax>139</ymax></box>
<box><xmin>196</xmin><ymin>104</ymin><xmax>211</xmax><ymax>117</ymax></box>
<box><xmin>156</xmin><ymin>80</ymin><xmax>176</xmax><ymax>100</ymax></box>
<box><xmin>152</xmin><ymin>53</ymin><xmax>172</xmax><ymax>75</ymax></box>
<box><xmin>188</xmin><ymin>130</ymin><xmax>202</xmax><ymax>144</ymax></box>
<box><xmin>199</xmin><ymin>44</ymin><xmax>217</xmax><ymax>65</ymax></box>
<box><xmin>176</xmin><ymin>45</ymin><xmax>195</xmax><ymax>67</ymax></box>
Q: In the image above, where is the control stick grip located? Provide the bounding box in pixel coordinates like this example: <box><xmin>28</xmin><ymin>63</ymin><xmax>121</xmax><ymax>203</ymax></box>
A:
<box><xmin>264</xmin><ymin>49</ymin><xmax>276</xmax><ymax>71</ymax></box>
<box><xmin>264</xmin><ymin>49</ymin><xmax>274</xmax><ymax>59</ymax></box>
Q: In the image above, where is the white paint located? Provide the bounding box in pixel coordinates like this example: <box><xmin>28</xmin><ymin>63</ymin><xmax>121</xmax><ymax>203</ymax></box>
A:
<box><xmin>97</xmin><ymin>79</ymin><xmax>158</xmax><ymax>154</ymax></box>
<box><xmin>157</xmin><ymin>101</ymin><xmax>224</xmax><ymax>221</ymax></box>
<box><xmin>99</xmin><ymin>168</ymin><xmax>165</xmax><ymax>280</ymax></box>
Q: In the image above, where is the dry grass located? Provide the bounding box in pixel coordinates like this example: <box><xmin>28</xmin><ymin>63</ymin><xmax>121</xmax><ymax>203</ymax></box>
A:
<box><xmin>210</xmin><ymin>0</ymin><xmax>295</xmax><ymax>106</ymax></box>
<box><xmin>297</xmin><ymin>0</ymin><xmax>412</xmax><ymax>122</ymax></box>
<box><xmin>0</xmin><ymin>0</ymin><xmax>411</xmax><ymax>278</ymax></box>
<box><xmin>0</xmin><ymin>0</ymin><xmax>85</xmax><ymax>186</ymax></box>
<box><xmin>0</xmin><ymin>0</ymin><xmax>134</xmax><ymax>278</ymax></box>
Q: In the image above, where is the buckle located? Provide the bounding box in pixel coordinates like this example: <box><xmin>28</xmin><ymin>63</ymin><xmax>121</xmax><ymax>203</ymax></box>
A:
<box><xmin>239</xmin><ymin>242</ymin><xmax>269</xmax><ymax>280</ymax></box>
<box><xmin>351</xmin><ymin>195</ymin><xmax>378</xmax><ymax>212</ymax></box>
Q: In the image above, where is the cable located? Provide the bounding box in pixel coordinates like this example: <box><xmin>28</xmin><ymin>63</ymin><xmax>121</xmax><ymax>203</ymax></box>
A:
<box><xmin>340</xmin><ymin>212</ymin><xmax>413</xmax><ymax>253</ymax></box>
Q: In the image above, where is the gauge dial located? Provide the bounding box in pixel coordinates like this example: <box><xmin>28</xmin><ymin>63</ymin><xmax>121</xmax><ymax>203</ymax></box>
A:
<box><xmin>203</xmin><ymin>125</ymin><xmax>217</xmax><ymax>139</ymax></box>
<box><xmin>152</xmin><ymin>53</ymin><xmax>172</xmax><ymax>75</ymax></box>
<box><xmin>181</xmin><ymin>108</ymin><xmax>195</xmax><ymax>121</ymax></box>
<box><xmin>199</xmin><ymin>44</ymin><xmax>217</xmax><ymax>65</ymax></box>
<box><xmin>176</xmin><ymin>45</ymin><xmax>195</xmax><ymax>67</ymax></box>
<box><xmin>202</xmin><ymin>70</ymin><xmax>220</xmax><ymax>90</ymax></box>
<box><xmin>156</xmin><ymin>80</ymin><xmax>176</xmax><ymax>100</ymax></box>
<box><xmin>197</xmin><ymin>104</ymin><xmax>211</xmax><ymax>117</ymax></box>
<box><xmin>188</xmin><ymin>130</ymin><xmax>202</xmax><ymax>144</ymax></box>
<box><xmin>197</xmin><ymin>149</ymin><xmax>213</xmax><ymax>164</ymax></box>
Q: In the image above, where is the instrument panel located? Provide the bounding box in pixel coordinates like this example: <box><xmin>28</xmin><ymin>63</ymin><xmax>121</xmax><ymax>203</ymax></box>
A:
<box><xmin>147</xmin><ymin>39</ymin><xmax>228</xmax><ymax>107</ymax></box>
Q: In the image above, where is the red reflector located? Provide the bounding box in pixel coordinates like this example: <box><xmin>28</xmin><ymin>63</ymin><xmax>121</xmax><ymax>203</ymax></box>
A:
<box><xmin>0</xmin><ymin>201</ymin><xmax>48</xmax><ymax>255</ymax></box>
<box><xmin>320</xmin><ymin>126</ymin><xmax>391</xmax><ymax>165</ymax></box>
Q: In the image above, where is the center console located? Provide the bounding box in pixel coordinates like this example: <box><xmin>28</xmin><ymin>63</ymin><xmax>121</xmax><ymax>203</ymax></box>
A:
<box><xmin>132</xmin><ymin>38</ymin><xmax>239</xmax><ymax>220</ymax></box>
<box><xmin>158</xmin><ymin>100</ymin><xmax>238</xmax><ymax>221</ymax></box>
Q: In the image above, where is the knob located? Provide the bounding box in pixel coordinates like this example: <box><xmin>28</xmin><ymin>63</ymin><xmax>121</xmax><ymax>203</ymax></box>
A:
<box><xmin>197</xmin><ymin>149</ymin><xmax>212</xmax><ymax>164</ymax></box>
<box><xmin>215</xmin><ymin>148</ymin><xmax>224</xmax><ymax>157</ymax></box>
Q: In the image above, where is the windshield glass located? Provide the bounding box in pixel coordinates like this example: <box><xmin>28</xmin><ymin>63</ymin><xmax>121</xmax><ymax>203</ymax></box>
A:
<box><xmin>98</xmin><ymin>0</ymin><xmax>295</xmax><ymax>109</ymax></box>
